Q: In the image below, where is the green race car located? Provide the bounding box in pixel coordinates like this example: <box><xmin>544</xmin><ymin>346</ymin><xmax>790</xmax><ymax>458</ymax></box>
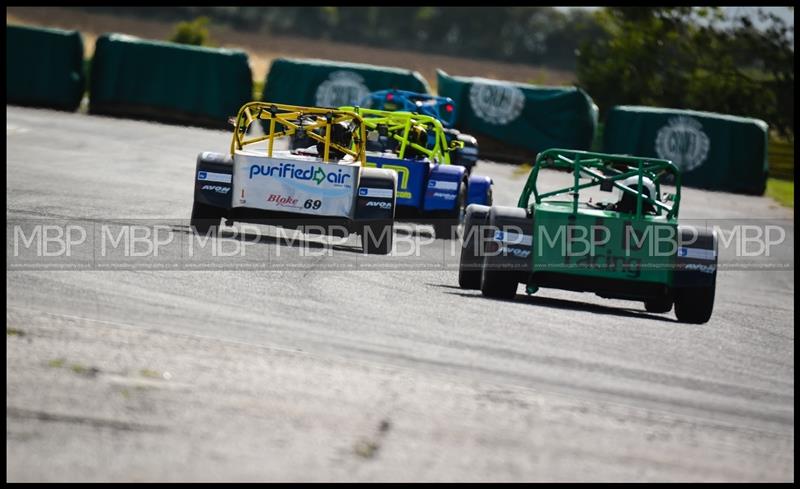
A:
<box><xmin>458</xmin><ymin>149</ymin><xmax>718</xmax><ymax>324</ymax></box>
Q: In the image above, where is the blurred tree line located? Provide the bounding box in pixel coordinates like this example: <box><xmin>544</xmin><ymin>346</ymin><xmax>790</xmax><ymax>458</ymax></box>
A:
<box><xmin>78</xmin><ymin>6</ymin><xmax>602</xmax><ymax>71</ymax></box>
<box><xmin>577</xmin><ymin>7</ymin><xmax>794</xmax><ymax>139</ymax></box>
<box><xmin>77</xmin><ymin>6</ymin><xmax>793</xmax><ymax>138</ymax></box>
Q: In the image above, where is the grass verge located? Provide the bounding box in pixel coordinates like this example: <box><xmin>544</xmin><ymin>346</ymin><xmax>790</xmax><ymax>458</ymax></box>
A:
<box><xmin>766</xmin><ymin>178</ymin><xmax>793</xmax><ymax>208</ymax></box>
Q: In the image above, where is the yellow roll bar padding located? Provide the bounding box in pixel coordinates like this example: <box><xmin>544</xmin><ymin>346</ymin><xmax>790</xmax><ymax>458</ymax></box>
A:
<box><xmin>230</xmin><ymin>102</ymin><xmax>367</xmax><ymax>165</ymax></box>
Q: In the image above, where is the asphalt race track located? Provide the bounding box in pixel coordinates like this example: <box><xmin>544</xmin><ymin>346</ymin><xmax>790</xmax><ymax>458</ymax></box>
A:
<box><xmin>6</xmin><ymin>105</ymin><xmax>794</xmax><ymax>481</ymax></box>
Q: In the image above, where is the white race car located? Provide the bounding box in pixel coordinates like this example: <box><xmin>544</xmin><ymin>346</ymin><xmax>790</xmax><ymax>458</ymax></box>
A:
<box><xmin>190</xmin><ymin>102</ymin><xmax>398</xmax><ymax>254</ymax></box>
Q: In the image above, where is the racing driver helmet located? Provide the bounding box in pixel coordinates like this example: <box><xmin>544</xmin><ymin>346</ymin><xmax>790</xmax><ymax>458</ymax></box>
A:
<box><xmin>613</xmin><ymin>175</ymin><xmax>657</xmax><ymax>214</ymax></box>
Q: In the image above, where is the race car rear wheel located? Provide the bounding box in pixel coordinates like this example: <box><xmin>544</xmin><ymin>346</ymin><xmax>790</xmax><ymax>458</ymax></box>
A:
<box><xmin>361</xmin><ymin>220</ymin><xmax>393</xmax><ymax>255</ymax></box>
<box><xmin>454</xmin><ymin>134</ymin><xmax>479</xmax><ymax>175</ymax></box>
<box><xmin>480</xmin><ymin>258</ymin><xmax>519</xmax><ymax>300</ymax></box>
<box><xmin>644</xmin><ymin>298</ymin><xmax>673</xmax><ymax>314</ymax></box>
<box><xmin>458</xmin><ymin>204</ymin><xmax>490</xmax><ymax>289</ymax></box>
<box><xmin>479</xmin><ymin>206</ymin><xmax>530</xmax><ymax>300</ymax></box>
<box><xmin>673</xmin><ymin>227</ymin><xmax>717</xmax><ymax>324</ymax></box>
<box><xmin>674</xmin><ymin>284</ymin><xmax>716</xmax><ymax>324</ymax></box>
<box><xmin>190</xmin><ymin>200</ymin><xmax>224</xmax><ymax>235</ymax></box>
<box><xmin>484</xmin><ymin>185</ymin><xmax>494</xmax><ymax>207</ymax></box>
<box><xmin>444</xmin><ymin>129</ymin><xmax>479</xmax><ymax>175</ymax></box>
<box><xmin>433</xmin><ymin>178</ymin><xmax>467</xmax><ymax>240</ymax></box>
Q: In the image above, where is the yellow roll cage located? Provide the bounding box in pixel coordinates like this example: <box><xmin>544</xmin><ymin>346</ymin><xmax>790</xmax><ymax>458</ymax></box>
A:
<box><xmin>338</xmin><ymin>106</ymin><xmax>463</xmax><ymax>164</ymax></box>
<box><xmin>229</xmin><ymin>101</ymin><xmax>367</xmax><ymax>165</ymax></box>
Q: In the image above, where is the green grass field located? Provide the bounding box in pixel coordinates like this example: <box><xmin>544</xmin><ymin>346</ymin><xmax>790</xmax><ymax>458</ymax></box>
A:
<box><xmin>766</xmin><ymin>178</ymin><xmax>794</xmax><ymax>208</ymax></box>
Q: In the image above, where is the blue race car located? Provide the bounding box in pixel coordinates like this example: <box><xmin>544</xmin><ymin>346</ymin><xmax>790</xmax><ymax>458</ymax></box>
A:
<box><xmin>362</xmin><ymin>89</ymin><xmax>480</xmax><ymax>174</ymax></box>
<box><xmin>339</xmin><ymin>107</ymin><xmax>492</xmax><ymax>240</ymax></box>
<box><xmin>364</xmin><ymin>89</ymin><xmax>459</xmax><ymax>127</ymax></box>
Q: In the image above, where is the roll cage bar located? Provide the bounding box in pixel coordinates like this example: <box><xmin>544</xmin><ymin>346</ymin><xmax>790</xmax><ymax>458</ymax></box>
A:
<box><xmin>518</xmin><ymin>148</ymin><xmax>682</xmax><ymax>220</ymax></box>
<box><xmin>361</xmin><ymin>89</ymin><xmax>458</xmax><ymax>127</ymax></box>
<box><xmin>338</xmin><ymin>106</ymin><xmax>463</xmax><ymax>164</ymax></box>
<box><xmin>230</xmin><ymin>102</ymin><xmax>367</xmax><ymax>165</ymax></box>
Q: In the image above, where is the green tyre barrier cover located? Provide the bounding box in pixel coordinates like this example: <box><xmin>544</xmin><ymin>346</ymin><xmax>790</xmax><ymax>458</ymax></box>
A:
<box><xmin>262</xmin><ymin>58</ymin><xmax>430</xmax><ymax>107</ymax></box>
<box><xmin>90</xmin><ymin>34</ymin><xmax>252</xmax><ymax>128</ymax></box>
<box><xmin>603</xmin><ymin>106</ymin><xmax>769</xmax><ymax>195</ymax></box>
<box><xmin>436</xmin><ymin>70</ymin><xmax>596</xmax><ymax>162</ymax></box>
<box><xmin>7</xmin><ymin>24</ymin><xmax>85</xmax><ymax>111</ymax></box>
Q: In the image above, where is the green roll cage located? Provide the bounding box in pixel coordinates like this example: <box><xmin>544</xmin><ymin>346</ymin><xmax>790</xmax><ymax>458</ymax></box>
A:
<box><xmin>518</xmin><ymin>149</ymin><xmax>682</xmax><ymax>220</ymax></box>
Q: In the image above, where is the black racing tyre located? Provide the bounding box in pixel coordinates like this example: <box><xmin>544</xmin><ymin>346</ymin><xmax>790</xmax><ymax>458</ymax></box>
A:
<box><xmin>673</xmin><ymin>226</ymin><xmax>717</xmax><ymax>324</ymax></box>
<box><xmin>674</xmin><ymin>285</ymin><xmax>716</xmax><ymax>324</ymax></box>
<box><xmin>445</xmin><ymin>129</ymin><xmax>479</xmax><ymax>174</ymax></box>
<box><xmin>190</xmin><ymin>200</ymin><xmax>224</xmax><ymax>235</ymax></box>
<box><xmin>455</xmin><ymin>135</ymin><xmax>479</xmax><ymax>175</ymax></box>
<box><xmin>480</xmin><ymin>256</ymin><xmax>519</xmax><ymax>300</ymax></box>
<box><xmin>479</xmin><ymin>205</ymin><xmax>528</xmax><ymax>300</ymax></box>
<box><xmin>433</xmin><ymin>178</ymin><xmax>467</xmax><ymax>240</ymax></box>
<box><xmin>361</xmin><ymin>220</ymin><xmax>393</xmax><ymax>255</ymax></box>
<box><xmin>457</xmin><ymin>208</ymin><xmax>489</xmax><ymax>290</ymax></box>
<box><xmin>479</xmin><ymin>209</ymin><xmax>518</xmax><ymax>300</ymax></box>
<box><xmin>458</xmin><ymin>255</ymin><xmax>482</xmax><ymax>290</ymax></box>
<box><xmin>644</xmin><ymin>298</ymin><xmax>673</xmax><ymax>314</ymax></box>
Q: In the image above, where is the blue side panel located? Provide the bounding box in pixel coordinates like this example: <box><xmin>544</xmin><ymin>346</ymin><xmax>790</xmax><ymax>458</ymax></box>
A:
<box><xmin>366</xmin><ymin>156</ymin><xmax>428</xmax><ymax>208</ymax></box>
<box><xmin>467</xmin><ymin>174</ymin><xmax>493</xmax><ymax>206</ymax></box>
<box><xmin>424</xmin><ymin>164</ymin><xmax>465</xmax><ymax>211</ymax></box>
